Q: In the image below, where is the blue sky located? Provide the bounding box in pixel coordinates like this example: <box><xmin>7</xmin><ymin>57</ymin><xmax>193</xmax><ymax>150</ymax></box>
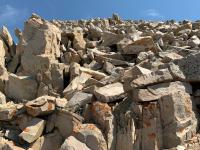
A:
<box><xmin>0</xmin><ymin>0</ymin><xmax>200</xmax><ymax>41</ymax></box>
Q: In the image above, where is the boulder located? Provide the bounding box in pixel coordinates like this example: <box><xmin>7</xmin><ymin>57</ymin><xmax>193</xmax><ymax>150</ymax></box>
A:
<box><xmin>94</xmin><ymin>82</ymin><xmax>125</xmax><ymax>103</ymax></box>
<box><xmin>60</xmin><ymin>136</ymin><xmax>90</xmax><ymax>150</ymax></box>
<box><xmin>25</xmin><ymin>96</ymin><xmax>56</xmax><ymax>117</ymax></box>
<box><xmin>19</xmin><ymin>118</ymin><xmax>46</xmax><ymax>143</ymax></box>
<box><xmin>30</xmin><ymin>130</ymin><xmax>63</xmax><ymax>150</ymax></box>
<box><xmin>0</xmin><ymin>102</ymin><xmax>17</xmax><ymax>121</ymax></box>
<box><xmin>119</xmin><ymin>36</ymin><xmax>157</xmax><ymax>54</ymax></box>
<box><xmin>5</xmin><ymin>73</ymin><xmax>38</xmax><ymax>102</ymax></box>
<box><xmin>73</xmin><ymin>124</ymin><xmax>107</xmax><ymax>150</ymax></box>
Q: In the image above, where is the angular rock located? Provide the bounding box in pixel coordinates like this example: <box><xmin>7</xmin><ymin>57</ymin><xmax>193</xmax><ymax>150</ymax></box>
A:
<box><xmin>119</xmin><ymin>36</ymin><xmax>157</xmax><ymax>54</ymax></box>
<box><xmin>73</xmin><ymin>124</ymin><xmax>107</xmax><ymax>150</ymax></box>
<box><xmin>133</xmin><ymin>81</ymin><xmax>192</xmax><ymax>102</ymax></box>
<box><xmin>54</xmin><ymin>111</ymin><xmax>83</xmax><ymax>138</ymax></box>
<box><xmin>159</xmin><ymin>91</ymin><xmax>197</xmax><ymax>148</ymax></box>
<box><xmin>60</xmin><ymin>136</ymin><xmax>90</xmax><ymax>150</ymax></box>
<box><xmin>0</xmin><ymin>91</ymin><xmax>6</xmax><ymax>104</ymax></box>
<box><xmin>91</xmin><ymin>102</ymin><xmax>116</xmax><ymax>150</ymax></box>
<box><xmin>66</xmin><ymin>92</ymin><xmax>92</xmax><ymax>112</ymax></box>
<box><xmin>30</xmin><ymin>130</ymin><xmax>63</xmax><ymax>150</ymax></box>
<box><xmin>0</xmin><ymin>102</ymin><xmax>17</xmax><ymax>121</ymax></box>
<box><xmin>94</xmin><ymin>82</ymin><xmax>125</xmax><ymax>103</ymax></box>
<box><xmin>131</xmin><ymin>68</ymin><xmax>174</xmax><ymax>88</ymax></box>
<box><xmin>73</xmin><ymin>30</ymin><xmax>86</xmax><ymax>50</ymax></box>
<box><xmin>25</xmin><ymin>96</ymin><xmax>56</xmax><ymax>117</ymax></box>
<box><xmin>19</xmin><ymin>118</ymin><xmax>46</xmax><ymax>143</ymax></box>
<box><xmin>5</xmin><ymin>73</ymin><xmax>38</xmax><ymax>102</ymax></box>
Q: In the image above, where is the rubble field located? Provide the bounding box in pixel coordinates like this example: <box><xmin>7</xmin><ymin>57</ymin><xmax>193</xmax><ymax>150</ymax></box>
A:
<box><xmin>1</xmin><ymin>13</ymin><xmax>200</xmax><ymax>150</ymax></box>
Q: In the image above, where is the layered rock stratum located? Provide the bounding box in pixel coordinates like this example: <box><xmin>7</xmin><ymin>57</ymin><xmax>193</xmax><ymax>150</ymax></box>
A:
<box><xmin>0</xmin><ymin>13</ymin><xmax>200</xmax><ymax>150</ymax></box>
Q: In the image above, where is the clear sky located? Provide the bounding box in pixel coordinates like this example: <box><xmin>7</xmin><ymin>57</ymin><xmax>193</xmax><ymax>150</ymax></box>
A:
<box><xmin>0</xmin><ymin>0</ymin><xmax>200</xmax><ymax>41</ymax></box>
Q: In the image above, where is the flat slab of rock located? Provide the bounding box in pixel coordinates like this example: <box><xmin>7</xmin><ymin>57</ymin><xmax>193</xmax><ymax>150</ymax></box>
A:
<box><xmin>131</xmin><ymin>69</ymin><xmax>174</xmax><ymax>88</ymax></box>
<box><xmin>19</xmin><ymin>118</ymin><xmax>46</xmax><ymax>143</ymax></box>
<box><xmin>133</xmin><ymin>81</ymin><xmax>192</xmax><ymax>102</ymax></box>
<box><xmin>94</xmin><ymin>82</ymin><xmax>125</xmax><ymax>102</ymax></box>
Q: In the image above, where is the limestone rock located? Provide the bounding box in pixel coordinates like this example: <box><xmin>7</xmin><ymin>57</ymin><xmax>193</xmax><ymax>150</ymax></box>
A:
<box><xmin>30</xmin><ymin>130</ymin><xmax>63</xmax><ymax>150</ymax></box>
<box><xmin>19</xmin><ymin>118</ymin><xmax>46</xmax><ymax>143</ymax></box>
<box><xmin>120</xmin><ymin>36</ymin><xmax>157</xmax><ymax>54</ymax></box>
<box><xmin>94</xmin><ymin>82</ymin><xmax>125</xmax><ymax>102</ymax></box>
<box><xmin>25</xmin><ymin>96</ymin><xmax>56</xmax><ymax>117</ymax></box>
<box><xmin>0</xmin><ymin>102</ymin><xmax>17</xmax><ymax>121</ymax></box>
<box><xmin>131</xmin><ymin>68</ymin><xmax>174</xmax><ymax>88</ymax></box>
<box><xmin>66</xmin><ymin>92</ymin><xmax>92</xmax><ymax>112</ymax></box>
<box><xmin>60</xmin><ymin>136</ymin><xmax>90</xmax><ymax>150</ymax></box>
<box><xmin>73</xmin><ymin>124</ymin><xmax>107</xmax><ymax>150</ymax></box>
<box><xmin>5</xmin><ymin>73</ymin><xmax>38</xmax><ymax>102</ymax></box>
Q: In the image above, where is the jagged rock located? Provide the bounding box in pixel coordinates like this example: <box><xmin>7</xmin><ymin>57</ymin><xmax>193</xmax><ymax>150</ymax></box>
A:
<box><xmin>73</xmin><ymin>124</ymin><xmax>107</xmax><ymax>150</ymax></box>
<box><xmin>19</xmin><ymin>118</ymin><xmax>46</xmax><ymax>143</ymax></box>
<box><xmin>0</xmin><ymin>26</ymin><xmax>14</xmax><ymax>48</ymax></box>
<box><xmin>0</xmin><ymin>102</ymin><xmax>17</xmax><ymax>121</ymax></box>
<box><xmin>30</xmin><ymin>130</ymin><xmax>63</xmax><ymax>150</ymax></box>
<box><xmin>73</xmin><ymin>30</ymin><xmax>86</xmax><ymax>50</ymax></box>
<box><xmin>94</xmin><ymin>82</ymin><xmax>125</xmax><ymax>102</ymax></box>
<box><xmin>80</xmin><ymin>67</ymin><xmax>107</xmax><ymax>80</ymax></box>
<box><xmin>0</xmin><ymin>137</ymin><xmax>24</xmax><ymax>150</ymax></box>
<box><xmin>159</xmin><ymin>91</ymin><xmax>197</xmax><ymax>148</ymax></box>
<box><xmin>60</xmin><ymin>136</ymin><xmax>90</xmax><ymax>150</ymax></box>
<box><xmin>5</xmin><ymin>73</ymin><xmax>38</xmax><ymax>102</ymax></box>
<box><xmin>63</xmin><ymin>72</ymin><xmax>92</xmax><ymax>99</ymax></box>
<box><xmin>52</xmin><ymin>111</ymin><xmax>83</xmax><ymax>138</ymax></box>
<box><xmin>102</xmin><ymin>31</ymin><xmax>124</xmax><ymax>47</ymax></box>
<box><xmin>66</xmin><ymin>92</ymin><xmax>92</xmax><ymax>112</ymax></box>
<box><xmin>131</xmin><ymin>68</ymin><xmax>174</xmax><ymax>88</ymax></box>
<box><xmin>91</xmin><ymin>102</ymin><xmax>116</xmax><ymax>150</ymax></box>
<box><xmin>0</xmin><ymin>91</ymin><xmax>6</xmax><ymax>104</ymax></box>
<box><xmin>119</xmin><ymin>36</ymin><xmax>157</xmax><ymax>54</ymax></box>
<box><xmin>25</xmin><ymin>96</ymin><xmax>56</xmax><ymax>117</ymax></box>
<box><xmin>133</xmin><ymin>81</ymin><xmax>192</xmax><ymax>102</ymax></box>
<box><xmin>169</xmin><ymin>52</ymin><xmax>200</xmax><ymax>81</ymax></box>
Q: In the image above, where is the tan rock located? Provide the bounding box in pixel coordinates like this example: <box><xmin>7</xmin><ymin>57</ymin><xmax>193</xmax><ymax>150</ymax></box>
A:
<box><xmin>94</xmin><ymin>82</ymin><xmax>125</xmax><ymax>103</ymax></box>
<box><xmin>25</xmin><ymin>96</ymin><xmax>56</xmax><ymax>117</ymax></box>
<box><xmin>91</xmin><ymin>102</ymin><xmax>116</xmax><ymax>150</ymax></box>
<box><xmin>133</xmin><ymin>81</ymin><xmax>192</xmax><ymax>102</ymax></box>
<box><xmin>54</xmin><ymin>111</ymin><xmax>83</xmax><ymax>138</ymax></box>
<box><xmin>19</xmin><ymin>118</ymin><xmax>46</xmax><ymax>143</ymax></box>
<box><xmin>102</xmin><ymin>31</ymin><xmax>124</xmax><ymax>47</ymax></box>
<box><xmin>159</xmin><ymin>91</ymin><xmax>197</xmax><ymax>148</ymax></box>
<box><xmin>0</xmin><ymin>91</ymin><xmax>6</xmax><ymax>104</ymax></box>
<box><xmin>66</xmin><ymin>92</ymin><xmax>92</xmax><ymax>112</ymax></box>
<box><xmin>131</xmin><ymin>69</ymin><xmax>173</xmax><ymax>88</ymax></box>
<box><xmin>60</xmin><ymin>136</ymin><xmax>90</xmax><ymax>150</ymax></box>
<box><xmin>63</xmin><ymin>72</ymin><xmax>92</xmax><ymax>99</ymax></box>
<box><xmin>80</xmin><ymin>67</ymin><xmax>107</xmax><ymax>80</ymax></box>
<box><xmin>120</xmin><ymin>36</ymin><xmax>157</xmax><ymax>54</ymax></box>
<box><xmin>30</xmin><ymin>130</ymin><xmax>63</xmax><ymax>150</ymax></box>
<box><xmin>73</xmin><ymin>30</ymin><xmax>86</xmax><ymax>50</ymax></box>
<box><xmin>0</xmin><ymin>26</ymin><xmax>14</xmax><ymax>49</ymax></box>
<box><xmin>0</xmin><ymin>102</ymin><xmax>17</xmax><ymax>121</ymax></box>
<box><xmin>5</xmin><ymin>73</ymin><xmax>38</xmax><ymax>102</ymax></box>
<box><xmin>73</xmin><ymin>124</ymin><xmax>107</xmax><ymax>150</ymax></box>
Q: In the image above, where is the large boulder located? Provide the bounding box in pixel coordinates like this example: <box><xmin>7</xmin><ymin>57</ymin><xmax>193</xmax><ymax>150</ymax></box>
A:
<box><xmin>5</xmin><ymin>73</ymin><xmax>38</xmax><ymax>102</ymax></box>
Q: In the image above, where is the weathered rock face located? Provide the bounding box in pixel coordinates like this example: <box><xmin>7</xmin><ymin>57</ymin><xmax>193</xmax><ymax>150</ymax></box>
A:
<box><xmin>1</xmin><ymin>14</ymin><xmax>200</xmax><ymax>150</ymax></box>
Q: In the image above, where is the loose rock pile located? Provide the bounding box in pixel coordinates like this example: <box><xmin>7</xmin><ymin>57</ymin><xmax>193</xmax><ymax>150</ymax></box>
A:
<box><xmin>1</xmin><ymin>13</ymin><xmax>200</xmax><ymax>150</ymax></box>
